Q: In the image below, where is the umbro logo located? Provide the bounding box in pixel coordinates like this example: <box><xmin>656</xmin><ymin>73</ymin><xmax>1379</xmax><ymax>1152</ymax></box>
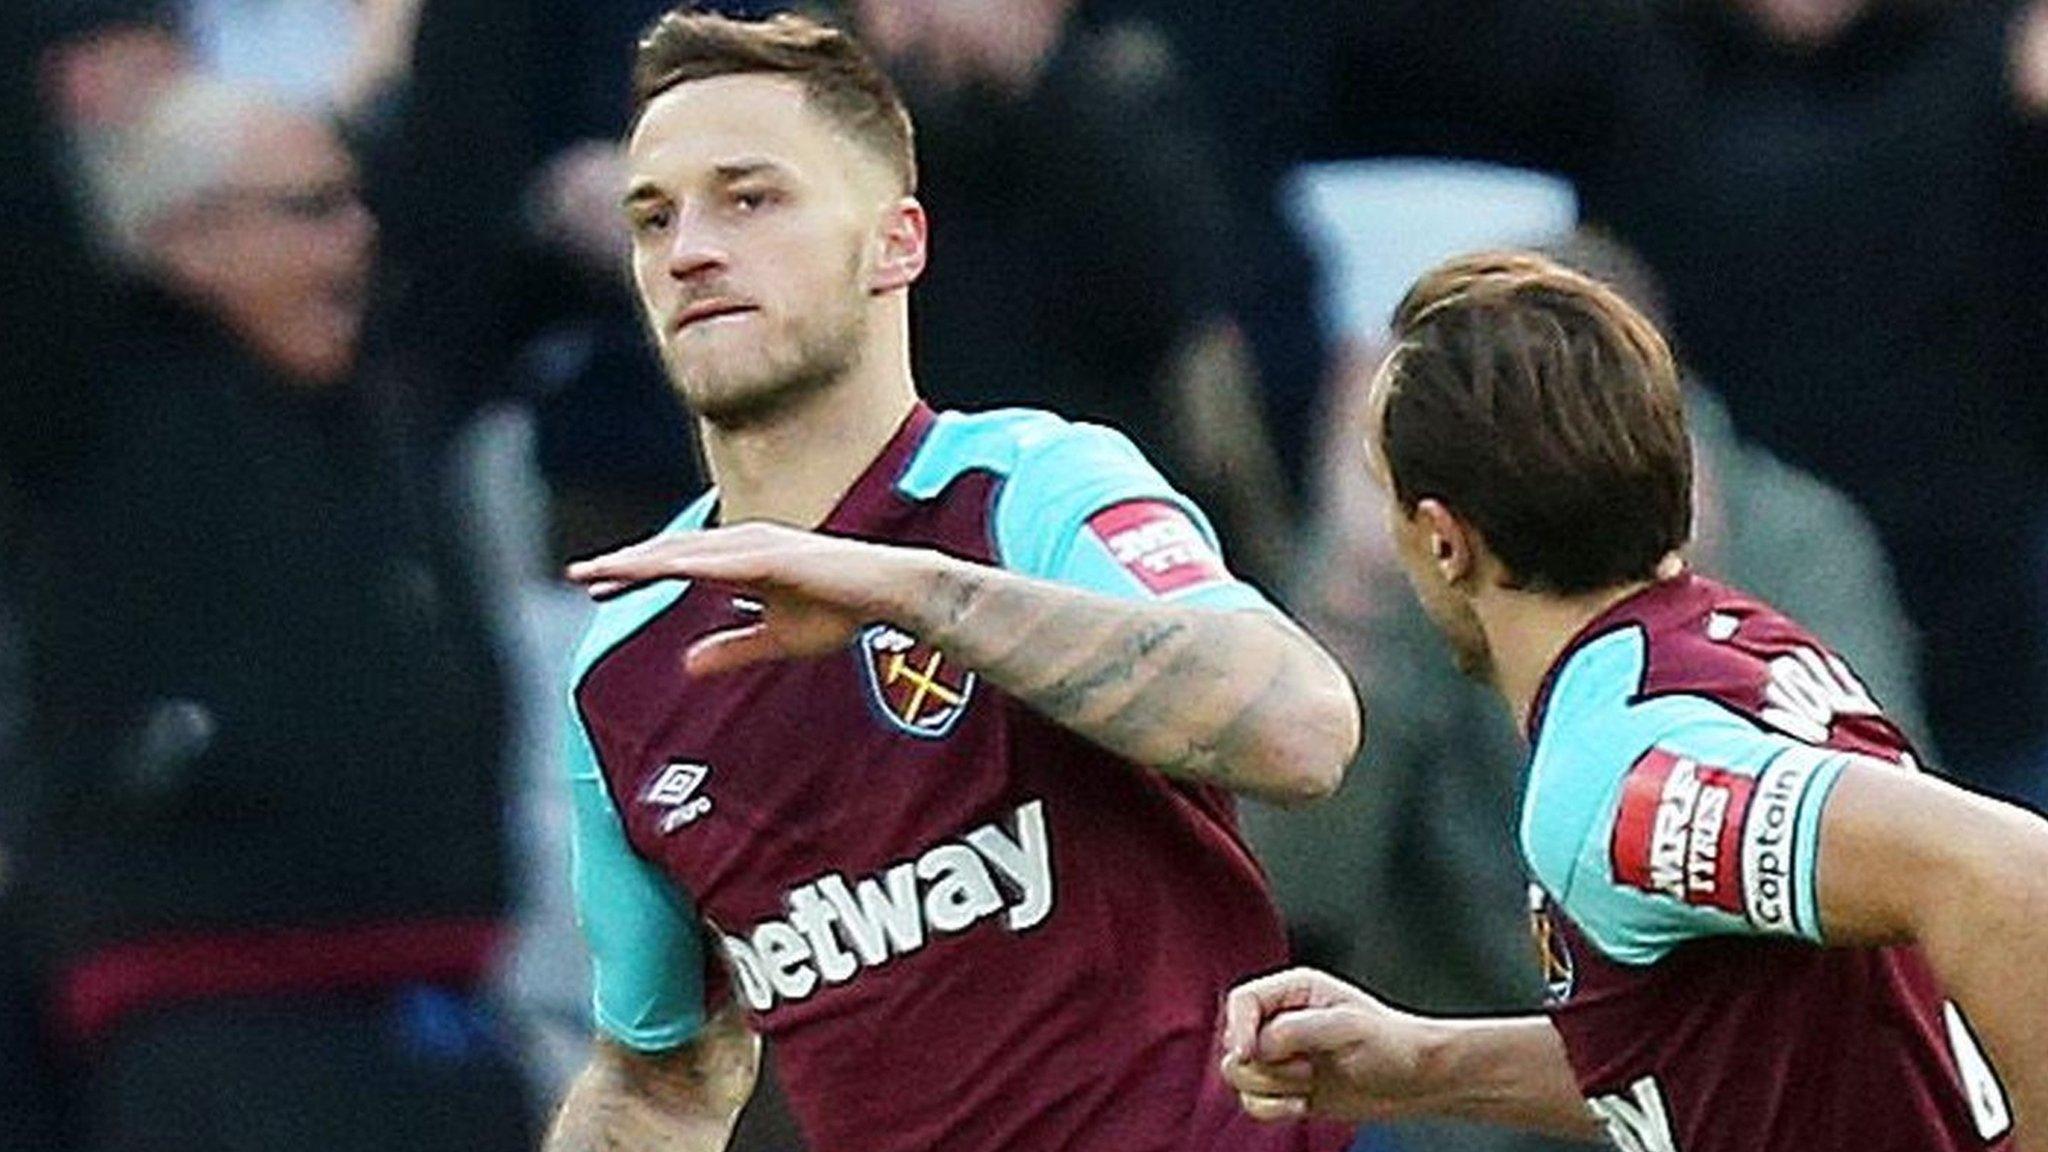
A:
<box><xmin>644</xmin><ymin>761</ymin><xmax>712</xmax><ymax>834</ymax></box>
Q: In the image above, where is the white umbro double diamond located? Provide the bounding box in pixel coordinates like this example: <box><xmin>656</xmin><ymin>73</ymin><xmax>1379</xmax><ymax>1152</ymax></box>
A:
<box><xmin>645</xmin><ymin>761</ymin><xmax>713</xmax><ymax>834</ymax></box>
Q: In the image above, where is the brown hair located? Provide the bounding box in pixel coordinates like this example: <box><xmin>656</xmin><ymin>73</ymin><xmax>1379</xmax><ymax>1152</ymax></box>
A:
<box><xmin>1371</xmin><ymin>250</ymin><xmax>1692</xmax><ymax>595</ymax></box>
<box><xmin>632</xmin><ymin>8</ymin><xmax>917</xmax><ymax>193</ymax></box>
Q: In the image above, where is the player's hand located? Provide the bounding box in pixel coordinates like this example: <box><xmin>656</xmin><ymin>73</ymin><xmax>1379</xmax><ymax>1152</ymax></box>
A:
<box><xmin>1220</xmin><ymin>967</ymin><xmax>1446</xmax><ymax>1124</ymax></box>
<box><xmin>566</xmin><ymin>523</ymin><xmax>935</xmax><ymax>674</ymax></box>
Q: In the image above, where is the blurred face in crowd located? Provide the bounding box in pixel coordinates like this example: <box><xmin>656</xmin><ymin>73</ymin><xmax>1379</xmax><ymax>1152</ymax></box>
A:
<box><xmin>41</xmin><ymin>23</ymin><xmax>191</xmax><ymax>130</ymax></box>
<box><xmin>152</xmin><ymin>107</ymin><xmax>374</xmax><ymax>387</ymax></box>
<box><xmin>625</xmin><ymin>74</ymin><xmax>918</xmax><ymax>429</ymax></box>
<box><xmin>853</xmin><ymin>0</ymin><xmax>1073</xmax><ymax>92</ymax></box>
<box><xmin>1732</xmin><ymin>0</ymin><xmax>1873</xmax><ymax>48</ymax></box>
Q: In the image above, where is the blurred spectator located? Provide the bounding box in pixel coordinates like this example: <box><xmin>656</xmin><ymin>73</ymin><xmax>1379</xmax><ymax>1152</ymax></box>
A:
<box><xmin>0</xmin><ymin>476</ymin><xmax>34</xmax><ymax>1152</ymax></box>
<box><xmin>1</xmin><ymin>75</ymin><xmax>531</xmax><ymax>1151</ymax></box>
<box><xmin>1247</xmin><ymin>229</ymin><xmax>1927</xmax><ymax>1152</ymax></box>
<box><xmin>0</xmin><ymin>876</ymin><xmax>63</xmax><ymax>1152</ymax></box>
<box><xmin>185</xmin><ymin>0</ymin><xmax>421</xmax><ymax>117</ymax></box>
<box><xmin>0</xmin><ymin>32</ymin><xmax>133</xmax><ymax>1144</ymax></box>
<box><xmin>442</xmin><ymin>403</ymin><xmax>597</xmax><ymax>1108</ymax></box>
<box><xmin>1082</xmin><ymin>0</ymin><xmax>1339</xmax><ymax>500</ymax></box>
<box><xmin>1298</xmin><ymin>0</ymin><xmax>2048</xmax><ymax>801</ymax></box>
<box><xmin>33</xmin><ymin>0</ymin><xmax>421</xmax><ymax>127</ymax></box>
<box><xmin>0</xmin><ymin>545</ymin><xmax>55</xmax><ymax>1147</ymax></box>
<box><xmin>484</xmin><ymin>476</ymin><xmax>598</xmax><ymax>1103</ymax></box>
<box><xmin>25</xmin><ymin>0</ymin><xmax>195</xmax><ymax>322</ymax></box>
<box><xmin>847</xmin><ymin>0</ymin><xmax>1299</xmax><ymax>579</ymax></box>
<box><xmin>29</xmin><ymin>0</ymin><xmax>191</xmax><ymax>133</ymax></box>
<box><xmin>373</xmin><ymin>6</ymin><xmax>806</xmax><ymax>1145</ymax></box>
<box><xmin>371</xmin><ymin>0</ymin><xmax>706</xmax><ymax>564</ymax></box>
<box><xmin>439</xmin><ymin>405</ymin><xmax>812</xmax><ymax>1149</ymax></box>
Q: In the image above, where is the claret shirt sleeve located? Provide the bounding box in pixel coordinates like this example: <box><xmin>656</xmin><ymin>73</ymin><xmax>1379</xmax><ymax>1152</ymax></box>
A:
<box><xmin>989</xmin><ymin>421</ymin><xmax>1273</xmax><ymax>612</ymax></box>
<box><xmin>567</xmin><ymin>708</ymin><xmax>710</xmax><ymax>1052</ymax></box>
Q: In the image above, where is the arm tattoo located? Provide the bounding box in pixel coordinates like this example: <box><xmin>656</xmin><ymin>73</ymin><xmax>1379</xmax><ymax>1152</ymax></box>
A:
<box><xmin>915</xmin><ymin>561</ymin><xmax>1352</xmax><ymax>802</ymax></box>
<box><xmin>1032</xmin><ymin>618</ymin><xmax>1190</xmax><ymax>719</ymax></box>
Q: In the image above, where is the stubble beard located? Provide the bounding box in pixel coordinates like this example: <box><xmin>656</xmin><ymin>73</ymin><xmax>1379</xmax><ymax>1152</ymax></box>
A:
<box><xmin>668</xmin><ymin>239</ymin><xmax>875</xmax><ymax>433</ymax></box>
<box><xmin>671</xmin><ymin>292</ymin><xmax>869</xmax><ymax>432</ymax></box>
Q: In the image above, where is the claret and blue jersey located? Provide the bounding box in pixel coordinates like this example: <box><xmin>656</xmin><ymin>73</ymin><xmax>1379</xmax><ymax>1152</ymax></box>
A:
<box><xmin>563</xmin><ymin>405</ymin><xmax>1348</xmax><ymax>1152</ymax></box>
<box><xmin>1522</xmin><ymin>572</ymin><xmax>2014</xmax><ymax>1152</ymax></box>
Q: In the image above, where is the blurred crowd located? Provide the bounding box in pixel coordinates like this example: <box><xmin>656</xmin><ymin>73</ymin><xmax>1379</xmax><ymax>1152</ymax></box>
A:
<box><xmin>0</xmin><ymin>1</ymin><xmax>2043</xmax><ymax>1151</ymax></box>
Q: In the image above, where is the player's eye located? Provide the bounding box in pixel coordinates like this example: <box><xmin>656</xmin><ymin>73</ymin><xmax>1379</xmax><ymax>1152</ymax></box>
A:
<box><xmin>731</xmin><ymin>188</ymin><xmax>778</xmax><ymax>213</ymax></box>
<box><xmin>628</xmin><ymin>204</ymin><xmax>672</xmax><ymax>234</ymax></box>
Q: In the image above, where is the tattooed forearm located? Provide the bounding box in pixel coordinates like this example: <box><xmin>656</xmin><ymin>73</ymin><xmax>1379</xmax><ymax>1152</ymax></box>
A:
<box><xmin>910</xmin><ymin>560</ymin><xmax>1360</xmax><ymax>805</ymax></box>
<box><xmin>1031</xmin><ymin>618</ymin><xmax>1190</xmax><ymax>719</ymax></box>
<box><xmin>544</xmin><ymin>1007</ymin><xmax>759</xmax><ymax>1152</ymax></box>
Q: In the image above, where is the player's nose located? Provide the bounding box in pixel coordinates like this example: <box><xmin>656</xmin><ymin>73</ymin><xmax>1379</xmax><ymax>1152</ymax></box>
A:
<box><xmin>664</xmin><ymin>214</ymin><xmax>729</xmax><ymax>283</ymax></box>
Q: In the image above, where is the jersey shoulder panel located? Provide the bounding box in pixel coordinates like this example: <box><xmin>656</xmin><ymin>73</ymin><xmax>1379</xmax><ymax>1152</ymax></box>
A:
<box><xmin>899</xmin><ymin>407</ymin><xmax>1266</xmax><ymax>608</ymax></box>
<box><xmin>897</xmin><ymin>406</ymin><xmax>1155</xmax><ymax>575</ymax></box>
<box><xmin>569</xmin><ymin>489</ymin><xmax>717</xmax><ymax>688</ymax></box>
<box><xmin>1522</xmin><ymin>625</ymin><xmax>1658</xmax><ymax>902</ymax></box>
<box><xmin>1521</xmin><ymin>624</ymin><xmax>1852</xmax><ymax>966</ymax></box>
<box><xmin>895</xmin><ymin>406</ymin><xmax>1072</xmax><ymax>502</ymax></box>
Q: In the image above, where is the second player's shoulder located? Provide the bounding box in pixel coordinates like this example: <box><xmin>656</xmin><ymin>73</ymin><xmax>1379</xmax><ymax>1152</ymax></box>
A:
<box><xmin>1539</xmin><ymin>573</ymin><xmax>1895</xmax><ymax>744</ymax></box>
<box><xmin>1521</xmin><ymin>577</ymin><xmax>1902</xmax><ymax>961</ymax></box>
<box><xmin>1524</xmin><ymin>635</ymin><xmax>1839</xmax><ymax>961</ymax></box>
<box><xmin>1628</xmin><ymin>575</ymin><xmax>1908</xmax><ymax>756</ymax></box>
<box><xmin>1522</xmin><ymin>624</ymin><xmax>1737</xmax><ymax>882</ymax></box>
<box><xmin>1521</xmin><ymin>583</ymin><xmax>1771</xmax><ymax>865</ymax></box>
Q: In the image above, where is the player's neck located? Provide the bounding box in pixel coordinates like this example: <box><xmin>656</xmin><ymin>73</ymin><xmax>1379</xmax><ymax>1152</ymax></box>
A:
<box><xmin>700</xmin><ymin>337</ymin><xmax>918</xmax><ymax>529</ymax></box>
<box><xmin>1477</xmin><ymin>565</ymin><xmax>1676</xmax><ymax>732</ymax></box>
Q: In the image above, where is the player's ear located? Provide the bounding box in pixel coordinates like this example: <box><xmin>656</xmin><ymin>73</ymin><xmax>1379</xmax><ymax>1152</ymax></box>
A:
<box><xmin>1414</xmin><ymin>498</ymin><xmax>1476</xmax><ymax>585</ymax></box>
<box><xmin>869</xmin><ymin>196</ymin><xmax>927</xmax><ymax>294</ymax></box>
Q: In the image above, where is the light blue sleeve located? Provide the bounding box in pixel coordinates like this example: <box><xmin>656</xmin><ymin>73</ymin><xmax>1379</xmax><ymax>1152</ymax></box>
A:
<box><xmin>565</xmin><ymin>492</ymin><xmax>719</xmax><ymax>1049</ymax></box>
<box><xmin>1520</xmin><ymin>629</ymin><xmax>1859</xmax><ymax>967</ymax></box>
<box><xmin>567</xmin><ymin>706</ymin><xmax>710</xmax><ymax>1052</ymax></box>
<box><xmin>988</xmin><ymin>419</ymin><xmax>1273</xmax><ymax>611</ymax></box>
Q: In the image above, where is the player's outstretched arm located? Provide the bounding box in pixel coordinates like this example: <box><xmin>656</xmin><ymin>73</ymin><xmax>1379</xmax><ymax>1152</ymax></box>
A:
<box><xmin>567</xmin><ymin>523</ymin><xmax>1361</xmax><ymax>805</ymax></box>
<box><xmin>913</xmin><ymin>552</ymin><xmax>1359</xmax><ymax>805</ymax></box>
<box><xmin>544</xmin><ymin>1004</ymin><xmax>759</xmax><ymax>1152</ymax></box>
<box><xmin>1815</xmin><ymin>763</ymin><xmax>2048</xmax><ymax>1143</ymax></box>
<box><xmin>1219</xmin><ymin>967</ymin><xmax>1603</xmax><ymax>1140</ymax></box>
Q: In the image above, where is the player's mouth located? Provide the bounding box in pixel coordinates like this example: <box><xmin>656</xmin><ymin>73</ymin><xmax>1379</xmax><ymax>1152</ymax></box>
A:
<box><xmin>672</xmin><ymin>299</ymin><xmax>759</xmax><ymax>333</ymax></box>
